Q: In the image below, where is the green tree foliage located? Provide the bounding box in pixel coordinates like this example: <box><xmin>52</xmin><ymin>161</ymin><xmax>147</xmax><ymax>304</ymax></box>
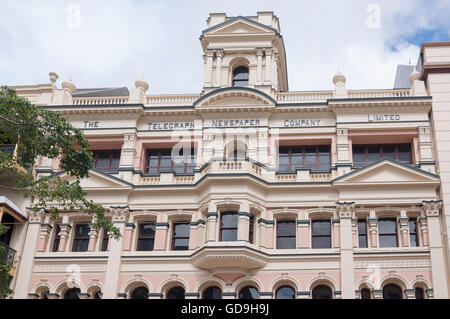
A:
<box><xmin>0</xmin><ymin>86</ymin><xmax>121</xmax><ymax>297</ymax></box>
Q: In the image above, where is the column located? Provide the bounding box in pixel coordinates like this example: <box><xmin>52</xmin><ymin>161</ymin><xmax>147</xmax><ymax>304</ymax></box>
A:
<box><xmin>215</xmin><ymin>50</ymin><xmax>224</xmax><ymax>87</ymax></box>
<box><xmin>264</xmin><ymin>49</ymin><xmax>272</xmax><ymax>84</ymax></box>
<box><xmin>336</xmin><ymin>128</ymin><xmax>351</xmax><ymax>170</ymax></box>
<box><xmin>337</xmin><ymin>202</ymin><xmax>356</xmax><ymax>299</ymax></box>
<box><xmin>422</xmin><ymin>201</ymin><xmax>449</xmax><ymax>298</ymax></box>
<box><xmin>58</xmin><ymin>221</ymin><xmax>72</xmax><ymax>252</ymax></box>
<box><xmin>351</xmin><ymin>219</ymin><xmax>358</xmax><ymax>248</ymax></box>
<box><xmin>256</xmin><ymin>49</ymin><xmax>263</xmax><ymax>85</ymax></box>
<box><xmin>206</xmin><ymin>202</ymin><xmax>218</xmax><ymax>242</ymax></box>
<box><xmin>399</xmin><ymin>218</ymin><xmax>409</xmax><ymax>247</ymax></box>
<box><xmin>122</xmin><ymin>223</ymin><xmax>135</xmax><ymax>251</ymax></box>
<box><xmin>419</xmin><ymin>217</ymin><xmax>429</xmax><ymax>247</ymax></box>
<box><xmin>88</xmin><ymin>221</ymin><xmax>99</xmax><ymax>252</ymax></box>
<box><xmin>103</xmin><ymin>208</ymin><xmax>129</xmax><ymax>299</ymax></box>
<box><xmin>119</xmin><ymin>133</ymin><xmax>137</xmax><ymax>182</ymax></box>
<box><xmin>418</xmin><ymin>126</ymin><xmax>434</xmax><ymax>162</ymax></box>
<box><xmin>203</xmin><ymin>50</ymin><xmax>214</xmax><ymax>87</ymax></box>
<box><xmin>368</xmin><ymin>218</ymin><xmax>378</xmax><ymax>248</ymax></box>
<box><xmin>238</xmin><ymin>202</ymin><xmax>250</xmax><ymax>242</ymax></box>
<box><xmin>13</xmin><ymin>212</ymin><xmax>44</xmax><ymax>299</ymax></box>
<box><xmin>154</xmin><ymin>223</ymin><xmax>169</xmax><ymax>250</ymax></box>
<box><xmin>372</xmin><ymin>290</ymin><xmax>382</xmax><ymax>299</ymax></box>
<box><xmin>272</xmin><ymin>52</ymin><xmax>279</xmax><ymax>89</ymax></box>
<box><xmin>37</xmin><ymin>223</ymin><xmax>53</xmax><ymax>252</ymax></box>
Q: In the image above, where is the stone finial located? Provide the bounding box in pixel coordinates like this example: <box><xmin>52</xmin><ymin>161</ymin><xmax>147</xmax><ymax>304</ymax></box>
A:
<box><xmin>135</xmin><ymin>77</ymin><xmax>149</xmax><ymax>92</ymax></box>
<box><xmin>409</xmin><ymin>67</ymin><xmax>421</xmax><ymax>84</ymax></box>
<box><xmin>333</xmin><ymin>71</ymin><xmax>346</xmax><ymax>85</ymax></box>
<box><xmin>61</xmin><ymin>77</ymin><xmax>77</xmax><ymax>94</ymax></box>
<box><xmin>49</xmin><ymin>72</ymin><xmax>59</xmax><ymax>84</ymax></box>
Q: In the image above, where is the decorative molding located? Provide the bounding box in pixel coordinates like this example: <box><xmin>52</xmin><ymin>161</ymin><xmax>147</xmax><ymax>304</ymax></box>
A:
<box><xmin>422</xmin><ymin>200</ymin><xmax>442</xmax><ymax>217</ymax></box>
<box><xmin>336</xmin><ymin>202</ymin><xmax>355</xmax><ymax>219</ymax></box>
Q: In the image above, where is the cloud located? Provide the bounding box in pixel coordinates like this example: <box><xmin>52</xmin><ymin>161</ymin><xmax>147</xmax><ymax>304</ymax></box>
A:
<box><xmin>0</xmin><ymin>0</ymin><xmax>449</xmax><ymax>93</ymax></box>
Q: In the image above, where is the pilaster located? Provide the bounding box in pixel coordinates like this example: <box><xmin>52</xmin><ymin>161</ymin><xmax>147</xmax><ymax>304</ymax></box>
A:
<box><xmin>336</xmin><ymin>202</ymin><xmax>355</xmax><ymax>299</ymax></box>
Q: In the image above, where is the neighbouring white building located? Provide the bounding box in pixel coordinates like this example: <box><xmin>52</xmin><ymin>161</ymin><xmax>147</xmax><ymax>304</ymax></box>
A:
<box><xmin>2</xmin><ymin>12</ymin><xmax>450</xmax><ymax>299</ymax></box>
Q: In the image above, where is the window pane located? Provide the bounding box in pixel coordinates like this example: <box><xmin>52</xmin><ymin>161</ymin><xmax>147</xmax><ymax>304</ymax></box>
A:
<box><xmin>398</xmin><ymin>144</ymin><xmax>411</xmax><ymax>153</ymax></box>
<box><xmin>75</xmin><ymin>224</ymin><xmax>90</xmax><ymax>238</ymax></box>
<box><xmin>312</xmin><ymin>220</ymin><xmax>331</xmax><ymax>235</ymax></box>
<box><xmin>221</xmin><ymin>229</ymin><xmax>237</xmax><ymax>241</ymax></box>
<box><xmin>383</xmin><ymin>145</ymin><xmax>396</xmax><ymax>153</ymax></box>
<box><xmin>277</xmin><ymin>237</ymin><xmax>296</xmax><ymax>249</ymax></box>
<box><xmin>361</xmin><ymin>289</ymin><xmax>371</xmax><ymax>299</ymax></box>
<box><xmin>221</xmin><ymin>214</ymin><xmax>238</xmax><ymax>228</ymax></box>
<box><xmin>312</xmin><ymin>236</ymin><xmax>331</xmax><ymax>249</ymax></box>
<box><xmin>276</xmin><ymin>286</ymin><xmax>295</xmax><ymax>299</ymax></box>
<box><xmin>312</xmin><ymin>286</ymin><xmax>332</xmax><ymax>299</ymax></box>
<box><xmin>173</xmin><ymin>238</ymin><xmax>189</xmax><ymax>250</ymax></box>
<box><xmin>368</xmin><ymin>146</ymin><xmax>380</xmax><ymax>154</ymax></box>
<box><xmin>174</xmin><ymin>223</ymin><xmax>190</xmax><ymax>237</ymax></box>
<box><xmin>239</xmin><ymin>286</ymin><xmax>259</xmax><ymax>299</ymax></box>
<box><xmin>398</xmin><ymin>153</ymin><xmax>411</xmax><ymax>162</ymax></box>
<box><xmin>110</xmin><ymin>158</ymin><xmax>120</xmax><ymax>169</ymax></box>
<box><xmin>379</xmin><ymin>219</ymin><xmax>397</xmax><ymax>234</ymax></box>
<box><xmin>203</xmin><ymin>287</ymin><xmax>222</xmax><ymax>299</ymax></box>
<box><xmin>379</xmin><ymin>235</ymin><xmax>397</xmax><ymax>248</ymax></box>
<box><xmin>73</xmin><ymin>239</ymin><xmax>89</xmax><ymax>252</ymax></box>
<box><xmin>140</xmin><ymin>224</ymin><xmax>155</xmax><ymax>237</ymax></box>
<box><xmin>415</xmin><ymin>287</ymin><xmax>424</xmax><ymax>299</ymax></box>
<box><xmin>357</xmin><ymin>220</ymin><xmax>367</xmax><ymax>234</ymax></box>
<box><xmin>353</xmin><ymin>146</ymin><xmax>365</xmax><ymax>154</ymax></box>
<box><xmin>138</xmin><ymin>238</ymin><xmax>154</xmax><ymax>251</ymax></box>
<box><xmin>358</xmin><ymin>236</ymin><xmax>367</xmax><ymax>248</ymax></box>
<box><xmin>167</xmin><ymin>287</ymin><xmax>185</xmax><ymax>300</ymax></box>
<box><xmin>383</xmin><ymin>284</ymin><xmax>403</xmax><ymax>299</ymax></box>
<box><xmin>277</xmin><ymin>221</ymin><xmax>296</xmax><ymax>236</ymax></box>
<box><xmin>131</xmin><ymin>287</ymin><xmax>148</xmax><ymax>300</ymax></box>
<box><xmin>368</xmin><ymin>153</ymin><xmax>381</xmax><ymax>162</ymax></box>
<box><xmin>353</xmin><ymin>153</ymin><xmax>366</xmax><ymax>163</ymax></box>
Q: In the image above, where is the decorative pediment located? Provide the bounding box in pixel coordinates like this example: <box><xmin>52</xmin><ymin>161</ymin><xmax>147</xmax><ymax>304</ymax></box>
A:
<box><xmin>203</xmin><ymin>17</ymin><xmax>276</xmax><ymax>35</ymax></box>
<box><xmin>194</xmin><ymin>87</ymin><xmax>276</xmax><ymax>109</ymax></box>
<box><xmin>333</xmin><ymin>160</ymin><xmax>440</xmax><ymax>186</ymax></box>
<box><xmin>58</xmin><ymin>169</ymin><xmax>133</xmax><ymax>189</ymax></box>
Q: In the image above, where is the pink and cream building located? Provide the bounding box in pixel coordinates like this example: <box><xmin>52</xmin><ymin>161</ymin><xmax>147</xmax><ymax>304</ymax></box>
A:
<box><xmin>3</xmin><ymin>12</ymin><xmax>450</xmax><ymax>299</ymax></box>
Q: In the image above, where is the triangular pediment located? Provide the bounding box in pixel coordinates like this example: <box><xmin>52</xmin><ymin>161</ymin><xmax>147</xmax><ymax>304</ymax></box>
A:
<box><xmin>204</xmin><ymin>17</ymin><xmax>276</xmax><ymax>35</ymax></box>
<box><xmin>333</xmin><ymin>160</ymin><xmax>440</xmax><ymax>186</ymax></box>
<box><xmin>58</xmin><ymin>169</ymin><xmax>133</xmax><ymax>189</ymax></box>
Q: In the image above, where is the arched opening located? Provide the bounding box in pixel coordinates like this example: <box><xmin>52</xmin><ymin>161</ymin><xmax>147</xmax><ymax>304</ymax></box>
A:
<box><xmin>239</xmin><ymin>286</ymin><xmax>259</xmax><ymax>299</ymax></box>
<box><xmin>225</xmin><ymin>137</ymin><xmax>247</xmax><ymax>160</ymax></box>
<box><xmin>64</xmin><ymin>288</ymin><xmax>81</xmax><ymax>299</ymax></box>
<box><xmin>415</xmin><ymin>287</ymin><xmax>425</xmax><ymax>299</ymax></box>
<box><xmin>203</xmin><ymin>286</ymin><xmax>222</xmax><ymax>299</ymax></box>
<box><xmin>360</xmin><ymin>288</ymin><xmax>371</xmax><ymax>299</ymax></box>
<box><xmin>275</xmin><ymin>286</ymin><xmax>295</xmax><ymax>299</ymax></box>
<box><xmin>130</xmin><ymin>286</ymin><xmax>149</xmax><ymax>299</ymax></box>
<box><xmin>382</xmin><ymin>284</ymin><xmax>403</xmax><ymax>299</ymax></box>
<box><xmin>312</xmin><ymin>285</ymin><xmax>332</xmax><ymax>299</ymax></box>
<box><xmin>167</xmin><ymin>286</ymin><xmax>185</xmax><ymax>299</ymax></box>
<box><xmin>232</xmin><ymin>66</ymin><xmax>249</xmax><ymax>87</ymax></box>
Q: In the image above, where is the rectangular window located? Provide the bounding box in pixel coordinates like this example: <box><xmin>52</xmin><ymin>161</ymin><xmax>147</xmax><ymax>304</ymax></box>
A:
<box><xmin>378</xmin><ymin>218</ymin><xmax>398</xmax><ymax>248</ymax></box>
<box><xmin>52</xmin><ymin>224</ymin><xmax>61</xmax><ymax>252</ymax></box>
<box><xmin>358</xmin><ymin>219</ymin><xmax>368</xmax><ymax>248</ymax></box>
<box><xmin>220</xmin><ymin>213</ymin><xmax>238</xmax><ymax>242</ymax></box>
<box><xmin>93</xmin><ymin>150</ymin><xmax>121</xmax><ymax>171</ymax></box>
<box><xmin>312</xmin><ymin>220</ymin><xmax>331</xmax><ymax>249</ymax></box>
<box><xmin>276</xmin><ymin>220</ymin><xmax>296</xmax><ymax>249</ymax></box>
<box><xmin>145</xmin><ymin>148</ymin><xmax>196</xmax><ymax>174</ymax></box>
<box><xmin>101</xmin><ymin>229</ymin><xmax>109</xmax><ymax>251</ymax></box>
<box><xmin>249</xmin><ymin>215</ymin><xmax>254</xmax><ymax>244</ymax></box>
<box><xmin>0</xmin><ymin>144</ymin><xmax>15</xmax><ymax>156</ymax></box>
<box><xmin>409</xmin><ymin>218</ymin><xmax>419</xmax><ymax>247</ymax></box>
<box><xmin>137</xmin><ymin>223</ymin><xmax>155</xmax><ymax>251</ymax></box>
<box><xmin>278</xmin><ymin>146</ymin><xmax>331</xmax><ymax>172</ymax></box>
<box><xmin>172</xmin><ymin>223</ymin><xmax>190</xmax><ymax>250</ymax></box>
<box><xmin>72</xmin><ymin>224</ymin><xmax>90</xmax><ymax>252</ymax></box>
<box><xmin>352</xmin><ymin>144</ymin><xmax>412</xmax><ymax>167</ymax></box>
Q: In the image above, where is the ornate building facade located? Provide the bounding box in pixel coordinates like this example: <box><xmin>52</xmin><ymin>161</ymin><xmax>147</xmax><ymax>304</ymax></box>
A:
<box><xmin>3</xmin><ymin>12</ymin><xmax>450</xmax><ymax>299</ymax></box>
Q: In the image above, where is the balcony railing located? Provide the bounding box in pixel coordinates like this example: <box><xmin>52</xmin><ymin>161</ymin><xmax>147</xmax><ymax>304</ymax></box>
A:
<box><xmin>0</xmin><ymin>242</ymin><xmax>16</xmax><ymax>267</ymax></box>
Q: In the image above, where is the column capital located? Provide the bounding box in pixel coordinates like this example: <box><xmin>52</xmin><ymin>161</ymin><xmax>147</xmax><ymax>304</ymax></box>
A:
<box><xmin>28</xmin><ymin>211</ymin><xmax>45</xmax><ymax>224</ymax></box>
<box><xmin>336</xmin><ymin>202</ymin><xmax>355</xmax><ymax>219</ymax></box>
<box><xmin>215</xmin><ymin>49</ymin><xmax>224</xmax><ymax>58</ymax></box>
<box><xmin>422</xmin><ymin>200</ymin><xmax>442</xmax><ymax>217</ymax></box>
<box><xmin>109</xmin><ymin>207</ymin><xmax>130</xmax><ymax>223</ymax></box>
<box><xmin>205</xmin><ymin>50</ymin><xmax>215</xmax><ymax>57</ymax></box>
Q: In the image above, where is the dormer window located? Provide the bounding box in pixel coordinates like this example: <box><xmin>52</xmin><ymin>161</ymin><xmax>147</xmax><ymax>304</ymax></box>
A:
<box><xmin>232</xmin><ymin>66</ymin><xmax>249</xmax><ymax>87</ymax></box>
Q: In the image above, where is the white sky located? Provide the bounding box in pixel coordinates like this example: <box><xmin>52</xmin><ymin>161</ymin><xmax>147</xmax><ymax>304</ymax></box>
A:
<box><xmin>1</xmin><ymin>0</ymin><xmax>449</xmax><ymax>94</ymax></box>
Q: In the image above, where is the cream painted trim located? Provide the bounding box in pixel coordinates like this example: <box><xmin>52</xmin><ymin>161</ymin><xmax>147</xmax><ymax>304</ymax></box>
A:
<box><xmin>270</xmin><ymin>275</ymin><xmax>301</xmax><ymax>293</ymax></box>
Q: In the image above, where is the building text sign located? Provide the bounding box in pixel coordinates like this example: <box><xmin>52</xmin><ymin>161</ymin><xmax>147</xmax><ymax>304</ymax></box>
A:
<box><xmin>368</xmin><ymin>114</ymin><xmax>401</xmax><ymax>122</ymax></box>
<box><xmin>211</xmin><ymin>119</ymin><xmax>263</xmax><ymax>128</ymax></box>
<box><xmin>283</xmin><ymin>119</ymin><xmax>321</xmax><ymax>127</ymax></box>
<box><xmin>147</xmin><ymin>122</ymin><xmax>195</xmax><ymax>131</ymax></box>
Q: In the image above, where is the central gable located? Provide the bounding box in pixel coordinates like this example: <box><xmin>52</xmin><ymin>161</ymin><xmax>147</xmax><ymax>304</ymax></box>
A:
<box><xmin>194</xmin><ymin>87</ymin><xmax>276</xmax><ymax>108</ymax></box>
<box><xmin>58</xmin><ymin>169</ymin><xmax>133</xmax><ymax>189</ymax></box>
<box><xmin>203</xmin><ymin>16</ymin><xmax>277</xmax><ymax>36</ymax></box>
<box><xmin>333</xmin><ymin>160</ymin><xmax>440</xmax><ymax>186</ymax></box>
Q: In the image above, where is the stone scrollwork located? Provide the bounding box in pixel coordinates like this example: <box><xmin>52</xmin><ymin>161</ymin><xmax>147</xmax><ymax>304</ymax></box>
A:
<box><xmin>336</xmin><ymin>202</ymin><xmax>355</xmax><ymax>219</ymax></box>
<box><xmin>422</xmin><ymin>200</ymin><xmax>442</xmax><ymax>217</ymax></box>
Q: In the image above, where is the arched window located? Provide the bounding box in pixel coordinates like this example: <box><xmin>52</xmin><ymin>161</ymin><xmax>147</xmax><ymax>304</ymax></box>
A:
<box><xmin>130</xmin><ymin>286</ymin><xmax>149</xmax><ymax>299</ymax></box>
<box><xmin>239</xmin><ymin>286</ymin><xmax>259</xmax><ymax>299</ymax></box>
<box><xmin>312</xmin><ymin>285</ymin><xmax>332</xmax><ymax>299</ymax></box>
<box><xmin>276</xmin><ymin>286</ymin><xmax>295</xmax><ymax>299</ymax></box>
<box><xmin>220</xmin><ymin>212</ymin><xmax>238</xmax><ymax>241</ymax></box>
<box><xmin>203</xmin><ymin>286</ymin><xmax>222</xmax><ymax>299</ymax></box>
<box><xmin>64</xmin><ymin>288</ymin><xmax>81</xmax><ymax>299</ymax></box>
<box><xmin>382</xmin><ymin>284</ymin><xmax>403</xmax><ymax>299</ymax></box>
<box><xmin>167</xmin><ymin>286</ymin><xmax>185</xmax><ymax>299</ymax></box>
<box><xmin>232</xmin><ymin>66</ymin><xmax>249</xmax><ymax>87</ymax></box>
<box><xmin>415</xmin><ymin>287</ymin><xmax>425</xmax><ymax>299</ymax></box>
<box><xmin>360</xmin><ymin>288</ymin><xmax>371</xmax><ymax>299</ymax></box>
